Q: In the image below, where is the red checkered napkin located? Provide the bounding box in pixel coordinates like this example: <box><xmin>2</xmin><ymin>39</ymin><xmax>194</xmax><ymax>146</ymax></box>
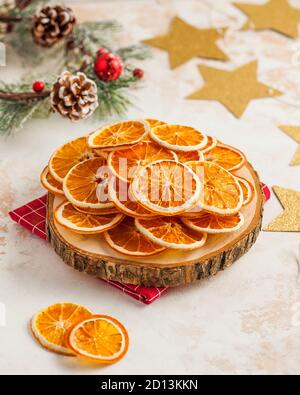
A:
<box><xmin>9</xmin><ymin>184</ymin><xmax>270</xmax><ymax>304</ymax></box>
<box><xmin>9</xmin><ymin>195</ymin><xmax>166</xmax><ymax>304</ymax></box>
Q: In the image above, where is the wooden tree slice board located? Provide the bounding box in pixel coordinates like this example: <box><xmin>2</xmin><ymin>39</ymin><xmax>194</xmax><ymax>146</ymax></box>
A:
<box><xmin>47</xmin><ymin>162</ymin><xmax>263</xmax><ymax>287</ymax></box>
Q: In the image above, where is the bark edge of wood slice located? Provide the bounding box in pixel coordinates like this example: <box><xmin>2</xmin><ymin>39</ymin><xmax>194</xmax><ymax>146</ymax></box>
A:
<box><xmin>46</xmin><ymin>162</ymin><xmax>263</xmax><ymax>287</ymax></box>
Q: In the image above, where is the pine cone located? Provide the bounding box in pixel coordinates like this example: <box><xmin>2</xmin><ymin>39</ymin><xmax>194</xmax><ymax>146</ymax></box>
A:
<box><xmin>50</xmin><ymin>71</ymin><xmax>98</xmax><ymax>121</ymax></box>
<box><xmin>32</xmin><ymin>5</ymin><xmax>76</xmax><ymax>47</ymax></box>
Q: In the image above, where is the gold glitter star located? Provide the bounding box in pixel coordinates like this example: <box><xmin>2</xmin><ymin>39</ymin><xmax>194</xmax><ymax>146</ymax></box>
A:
<box><xmin>234</xmin><ymin>0</ymin><xmax>300</xmax><ymax>38</ymax></box>
<box><xmin>279</xmin><ymin>125</ymin><xmax>300</xmax><ymax>166</ymax></box>
<box><xmin>264</xmin><ymin>186</ymin><xmax>300</xmax><ymax>232</ymax></box>
<box><xmin>143</xmin><ymin>16</ymin><xmax>228</xmax><ymax>69</ymax></box>
<box><xmin>186</xmin><ymin>60</ymin><xmax>282</xmax><ymax>118</ymax></box>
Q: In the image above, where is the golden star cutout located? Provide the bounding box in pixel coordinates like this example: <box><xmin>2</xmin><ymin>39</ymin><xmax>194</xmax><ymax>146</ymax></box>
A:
<box><xmin>143</xmin><ymin>16</ymin><xmax>228</xmax><ymax>69</ymax></box>
<box><xmin>279</xmin><ymin>125</ymin><xmax>300</xmax><ymax>166</ymax></box>
<box><xmin>186</xmin><ymin>60</ymin><xmax>282</xmax><ymax>118</ymax></box>
<box><xmin>264</xmin><ymin>186</ymin><xmax>300</xmax><ymax>232</ymax></box>
<box><xmin>234</xmin><ymin>0</ymin><xmax>300</xmax><ymax>38</ymax></box>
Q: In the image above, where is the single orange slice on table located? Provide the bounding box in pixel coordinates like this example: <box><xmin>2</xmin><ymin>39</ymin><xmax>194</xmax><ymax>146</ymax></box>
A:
<box><xmin>176</xmin><ymin>150</ymin><xmax>204</xmax><ymax>164</ymax></box>
<box><xmin>87</xmin><ymin>120</ymin><xmax>149</xmax><ymax>149</ymax></box>
<box><xmin>135</xmin><ymin>217</ymin><xmax>207</xmax><ymax>250</ymax></box>
<box><xmin>131</xmin><ymin>160</ymin><xmax>201</xmax><ymax>216</ymax></box>
<box><xmin>63</xmin><ymin>157</ymin><xmax>114</xmax><ymax>210</ymax></box>
<box><xmin>186</xmin><ymin>161</ymin><xmax>243</xmax><ymax>215</ymax></box>
<box><xmin>55</xmin><ymin>201</ymin><xmax>124</xmax><ymax>234</ymax></box>
<box><xmin>203</xmin><ymin>144</ymin><xmax>245</xmax><ymax>171</ymax></box>
<box><xmin>66</xmin><ymin>315</ymin><xmax>129</xmax><ymax>363</ymax></box>
<box><xmin>108</xmin><ymin>141</ymin><xmax>176</xmax><ymax>182</ymax></box>
<box><xmin>49</xmin><ymin>136</ymin><xmax>97</xmax><ymax>183</ymax></box>
<box><xmin>181</xmin><ymin>211</ymin><xmax>244</xmax><ymax>234</ymax></box>
<box><xmin>200</xmin><ymin>135</ymin><xmax>218</xmax><ymax>153</ymax></box>
<box><xmin>149</xmin><ymin>124</ymin><xmax>208</xmax><ymax>152</ymax></box>
<box><xmin>40</xmin><ymin>166</ymin><xmax>64</xmax><ymax>196</ymax></box>
<box><xmin>105</xmin><ymin>216</ymin><xmax>165</xmax><ymax>256</ymax></box>
<box><xmin>236</xmin><ymin>176</ymin><xmax>254</xmax><ymax>206</ymax></box>
<box><xmin>31</xmin><ymin>303</ymin><xmax>92</xmax><ymax>355</ymax></box>
<box><xmin>108</xmin><ymin>178</ymin><xmax>158</xmax><ymax>219</ymax></box>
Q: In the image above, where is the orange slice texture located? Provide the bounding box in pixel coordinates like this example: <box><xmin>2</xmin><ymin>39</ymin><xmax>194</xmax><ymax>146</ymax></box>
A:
<box><xmin>104</xmin><ymin>216</ymin><xmax>165</xmax><ymax>256</ymax></box>
<box><xmin>186</xmin><ymin>161</ymin><xmax>243</xmax><ymax>215</ymax></box>
<box><xmin>63</xmin><ymin>157</ymin><xmax>114</xmax><ymax>209</ymax></box>
<box><xmin>203</xmin><ymin>143</ymin><xmax>245</xmax><ymax>171</ymax></box>
<box><xmin>108</xmin><ymin>141</ymin><xmax>176</xmax><ymax>182</ymax></box>
<box><xmin>135</xmin><ymin>217</ymin><xmax>207</xmax><ymax>250</ymax></box>
<box><xmin>200</xmin><ymin>135</ymin><xmax>218</xmax><ymax>153</ymax></box>
<box><xmin>49</xmin><ymin>136</ymin><xmax>97</xmax><ymax>183</ymax></box>
<box><xmin>40</xmin><ymin>166</ymin><xmax>64</xmax><ymax>196</ymax></box>
<box><xmin>31</xmin><ymin>303</ymin><xmax>92</xmax><ymax>355</ymax></box>
<box><xmin>176</xmin><ymin>150</ymin><xmax>204</xmax><ymax>163</ymax></box>
<box><xmin>131</xmin><ymin>160</ymin><xmax>201</xmax><ymax>216</ymax></box>
<box><xmin>145</xmin><ymin>118</ymin><xmax>166</xmax><ymax>128</ymax></box>
<box><xmin>55</xmin><ymin>201</ymin><xmax>124</xmax><ymax>234</ymax></box>
<box><xmin>236</xmin><ymin>176</ymin><xmax>254</xmax><ymax>206</ymax></box>
<box><xmin>66</xmin><ymin>315</ymin><xmax>129</xmax><ymax>363</ymax></box>
<box><xmin>108</xmin><ymin>178</ymin><xmax>158</xmax><ymax>219</ymax></box>
<box><xmin>88</xmin><ymin>120</ymin><xmax>149</xmax><ymax>149</ymax></box>
<box><xmin>182</xmin><ymin>211</ymin><xmax>244</xmax><ymax>234</ymax></box>
<box><xmin>74</xmin><ymin>205</ymin><xmax>119</xmax><ymax>215</ymax></box>
<box><xmin>149</xmin><ymin>124</ymin><xmax>208</xmax><ymax>152</ymax></box>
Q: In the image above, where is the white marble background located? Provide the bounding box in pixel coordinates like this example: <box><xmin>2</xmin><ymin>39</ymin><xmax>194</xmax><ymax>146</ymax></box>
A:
<box><xmin>1</xmin><ymin>0</ymin><xmax>300</xmax><ymax>375</ymax></box>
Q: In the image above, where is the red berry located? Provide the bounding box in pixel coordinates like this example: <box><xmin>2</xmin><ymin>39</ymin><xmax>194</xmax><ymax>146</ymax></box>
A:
<box><xmin>97</xmin><ymin>48</ymin><xmax>108</xmax><ymax>56</ymax></box>
<box><xmin>32</xmin><ymin>81</ymin><xmax>45</xmax><ymax>93</ymax></box>
<box><xmin>133</xmin><ymin>68</ymin><xmax>144</xmax><ymax>79</ymax></box>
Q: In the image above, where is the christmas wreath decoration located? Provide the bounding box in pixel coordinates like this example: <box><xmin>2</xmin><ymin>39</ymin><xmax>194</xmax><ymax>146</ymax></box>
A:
<box><xmin>0</xmin><ymin>0</ymin><xmax>149</xmax><ymax>135</ymax></box>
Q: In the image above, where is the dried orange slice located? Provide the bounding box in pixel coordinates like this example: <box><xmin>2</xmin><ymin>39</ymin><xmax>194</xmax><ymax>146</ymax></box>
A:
<box><xmin>135</xmin><ymin>217</ymin><xmax>207</xmax><ymax>250</ymax></box>
<box><xmin>149</xmin><ymin>124</ymin><xmax>208</xmax><ymax>152</ymax></box>
<box><xmin>145</xmin><ymin>118</ymin><xmax>166</xmax><ymax>128</ymax></box>
<box><xmin>66</xmin><ymin>315</ymin><xmax>129</xmax><ymax>363</ymax></box>
<box><xmin>74</xmin><ymin>205</ymin><xmax>119</xmax><ymax>215</ymax></box>
<box><xmin>186</xmin><ymin>161</ymin><xmax>243</xmax><ymax>215</ymax></box>
<box><xmin>108</xmin><ymin>141</ymin><xmax>176</xmax><ymax>182</ymax></box>
<box><xmin>104</xmin><ymin>216</ymin><xmax>166</xmax><ymax>256</ymax></box>
<box><xmin>88</xmin><ymin>120</ymin><xmax>149</xmax><ymax>149</ymax></box>
<box><xmin>182</xmin><ymin>211</ymin><xmax>244</xmax><ymax>234</ymax></box>
<box><xmin>176</xmin><ymin>150</ymin><xmax>204</xmax><ymax>164</ymax></box>
<box><xmin>108</xmin><ymin>179</ymin><xmax>158</xmax><ymax>219</ymax></box>
<box><xmin>31</xmin><ymin>303</ymin><xmax>92</xmax><ymax>355</ymax></box>
<box><xmin>40</xmin><ymin>166</ymin><xmax>64</xmax><ymax>196</ymax></box>
<box><xmin>236</xmin><ymin>176</ymin><xmax>254</xmax><ymax>206</ymax></box>
<box><xmin>200</xmin><ymin>135</ymin><xmax>217</xmax><ymax>153</ymax></box>
<box><xmin>55</xmin><ymin>201</ymin><xmax>124</xmax><ymax>234</ymax></box>
<box><xmin>63</xmin><ymin>157</ymin><xmax>114</xmax><ymax>209</ymax></box>
<box><xmin>203</xmin><ymin>144</ymin><xmax>245</xmax><ymax>171</ymax></box>
<box><xmin>49</xmin><ymin>136</ymin><xmax>97</xmax><ymax>183</ymax></box>
<box><xmin>131</xmin><ymin>160</ymin><xmax>201</xmax><ymax>216</ymax></box>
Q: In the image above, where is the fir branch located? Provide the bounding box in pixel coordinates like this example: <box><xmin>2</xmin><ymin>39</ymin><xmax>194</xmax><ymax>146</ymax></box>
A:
<box><xmin>0</xmin><ymin>90</ymin><xmax>49</xmax><ymax>101</ymax></box>
<box><xmin>15</xmin><ymin>0</ymin><xmax>34</xmax><ymax>11</ymax></box>
<box><xmin>71</xmin><ymin>21</ymin><xmax>121</xmax><ymax>53</ymax></box>
<box><xmin>0</xmin><ymin>80</ymin><xmax>51</xmax><ymax>135</ymax></box>
<box><xmin>85</xmin><ymin>63</ymin><xmax>141</xmax><ymax>118</ymax></box>
<box><xmin>0</xmin><ymin>15</ymin><xmax>22</xmax><ymax>22</ymax></box>
<box><xmin>117</xmin><ymin>45</ymin><xmax>150</xmax><ymax>62</ymax></box>
<box><xmin>0</xmin><ymin>97</ymin><xmax>47</xmax><ymax>136</ymax></box>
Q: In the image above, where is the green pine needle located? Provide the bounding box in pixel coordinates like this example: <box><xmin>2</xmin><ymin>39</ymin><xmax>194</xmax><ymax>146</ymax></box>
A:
<box><xmin>0</xmin><ymin>99</ymin><xmax>45</xmax><ymax>136</ymax></box>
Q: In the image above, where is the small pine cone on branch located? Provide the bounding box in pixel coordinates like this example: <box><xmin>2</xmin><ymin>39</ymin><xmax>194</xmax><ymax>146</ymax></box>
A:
<box><xmin>32</xmin><ymin>5</ymin><xmax>76</xmax><ymax>47</ymax></box>
<box><xmin>51</xmin><ymin>71</ymin><xmax>98</xmax><ymax>121</ymax></box>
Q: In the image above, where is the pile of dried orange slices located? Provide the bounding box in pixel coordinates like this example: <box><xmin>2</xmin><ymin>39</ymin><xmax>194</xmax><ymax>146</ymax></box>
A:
<box><xmin>41</xmin><ymin>119</ymin><xmax>254</xmax><ymax>256</ymax></box>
